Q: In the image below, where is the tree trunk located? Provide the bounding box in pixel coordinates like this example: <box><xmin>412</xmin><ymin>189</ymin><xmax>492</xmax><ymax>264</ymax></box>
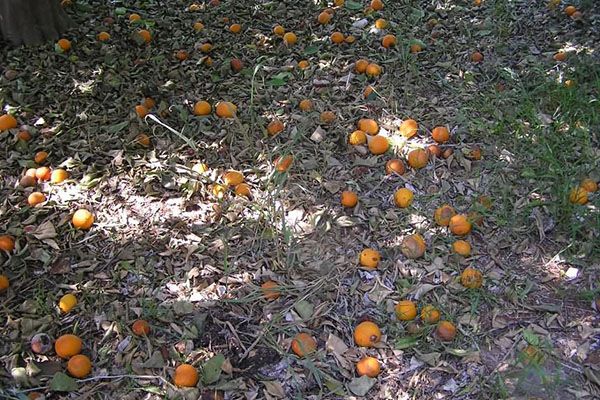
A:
<box><xmin>0</xmin><ymin>0</ymin><xmax>74</xmax><ymax>46</ymax></box>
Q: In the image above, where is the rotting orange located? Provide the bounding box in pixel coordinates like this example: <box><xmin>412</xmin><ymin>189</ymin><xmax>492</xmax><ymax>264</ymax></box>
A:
<box><xmin>358</xmin><ymin>118</ymin><xmax>379</xmax><ymax>135</ymax></box>
<box><xmin>317</xmin><ymin>11</ymin><xmax>332</xmax><ymax>24</ymax></box>
<box><xmin>354</xmin><ymin>321</ymin><xmax>381</xmax><ymax>347</ymax></box>
<box><xmin>34</xmin><ymin>151</ymin><xmax>48</xmax><ymax>164</ymax></box>
<box><xmin>471</xmin><ymin>51</ymin><xmax>483</xmax><ymax>62</ymax></box>
<box><xmin>452</xmin><ymin>240</ymin><xmax>471</xmax><ymax>257</ymax></box>
<box><xmin>72</xmin><ymin>209</ymin><xmax>94</xmax><ymax>230</ymax></box>
<box><xmin>55</xmin><ymin>334</ymin><xmax>82</xmax><ymax>359</ymax></box>
<box><xmin>136</xmin><ymin>29</ymin><xmax>152</xmax><ymax>44</ymax></box>
<box><xmin>401</xmin><ymin>233</ymin><xmax>426</xmax><ymax>259</ymax></box>
<box><xmin>434</xmin><ymin>204</ymin><xmax>456</xmax><ymax>226</ymax></box>
<box><xmin>223</xmin><ymin>171</ymin><xmax>244</xmax><ymax>186</ymax></box>
<box><xmin>581</xmin><ymin>178</ymin><xmax>598</xmax><ymax>193</ymax></box>
<box><xmin>371</xmin><ymin>0</ymin><xmax>384</xmax><ymax>11</ymax></box>
<box><xmin>234</xmin><ymin>183</ymin><xmax>251</xmax><ymax>198</ymax></box>
<box><xmin>299</xmin><ymin>99</ymin><xmax>313</xmax><ymax>111</ymax></box>
<box><xmin>193</xmin><ymin>101</ymin><xmax>212</xmax><ymax>116</ymax></box>
<box><xmin>175</xmin><ymin>50</ymin><xmax>189</xmax><ymax>61</ymax></box>
<box><xmin>407</xmin><ymin>148</ymin><xmax>429</xmax><ymax>169</ymax></box>
<box><xmin>349</xmin><ymin>130</ymin><xmax>367</xmax><ymax>145</ymax></box>
<box><xmin>229</xmin><ymin>23</ymin><xmax>242</xmax><ymax>33</ymax></box>
<box><xmin>51</xmin><ymin>169</ymin><xmax>69</xmax><ymax>184</ymax></box>
<box><xmin>291</xmin><ymin>332</ymin><xmax>317</xmax><ymax>357</ymax></box>
<box><xmin>267</xmin><ymin>119</ymin><xmax>284</xmax><ymax>136</ymax></box>
<box><xmin>364</xmin><ymin>85</ymin><xmax>375</xmax><ymax>99</ymax></box>
<box><xmin>399</xmin><ymin>119</ymin><xmax>418</xmax><ymax>138</ymax></box>
<box><xmin>129</xmin><ymin>13</ymin><xmax>141</xmax><ymax>22</ymax></box>
<box><xmin>199</xmin><ymin>43</ymin><xmax>213</xmax><ymax>53</ymax></box>
<box><xmin>355</xmin><ymin>59</ymin><xmax>369</xmax><ymax>74</ymax></box>
<box><xmin>382</xmin><ymin>34</ymin><xmax>397</xmax><ymax>48</ymax></box>
<box><xmin>274</xmin><ymin>155</ymin><xmax>293</xmax><ymax>172</ymax></box>
<box><xmin>331</xmin><ymin>32</ymin><xmax>344</xmax><ymax>44</ymax></box>
<box><xmin>273</xmin><ymin>25</ymin><xmax>285</xmax><ymax>36</ymax></box>
<box><xmin>394</xmin><ymin>188</ymin><xmax>414</xmax><ymax>208</ymax></box>
<box><xmin>449</xmin><ymin>214</ymin><xmax>472</xmax><ymax>236</ymax></box>
<box><xmin>334</xmin><ymin>0</ymin><xmax>345</xmax><ymax>6</ymax></box>
<box><xmin>57</xmin><ymin>38</ymin><xmax>71</xmax><ymax>51</ymax></box>
<box><xmin>356</xmin><ymin>356</ymin><xmax>381</xmax><ymax>377</ymax></box>
<box><xmin>460</xmin><ymin>267</ymin><xmax>483</xmax><ymax>289</ymax></box>
<box><xmin>442</xmin><ymin>147</ymin><xmax>454</xmax><ymax>158</ymax></box>
<box><xmin>0</xmin><ymin>114</ymin><xmax>18</xmax><ymax>131</ymax></box>
<box><xmin>59</xmin><ymin>293</ymin><xmax>77</xmax><ymax>313</ymax></box>
<box><xmin>359</xmin><ymin>248</ymin><xmax>380</xmax><ymax>269</ymax></box>
<box><xmin>366</xmin><ymin>63</ymin><xmax>382</xmax><ymax>78</ymax></box>
<box><xmin>193</xmin><ymin>22</ymin><xmax>205</xmax><ymax>31</ymax></box>
<box><xmin>386</xmin><ymin>159</ymin><xmax>405</xmax><ymax>175</ymax></box>
<box><xmin>410</xmin><ymin>44</ymin><xmax>423</xmax><ymax>53</ymax></box>
<box><xmin>173</xmin><ymin>364</ymin><xmax>199</xmax><ymax>387</ymax></box>
<box><xmin>341</xmin><ymin>191</ymin><xmax>358</xmax><ymax>208</ymax></box>
<box><xmin>428</xmin><ymin>144</ymin><xmax>442</xmax><ymax>157</ymax></box>
<box><xmin>261</xmin><ymin>280</ymin><xmax>280</xmax><ymax>300</ymax></box>
<box><xmin>27</xmin><ymin>192</ymin><xmax>46</xmax><ymax>207</ymax></box>
<box><xmin>421</xmin><ymin>305</ymin><xmax>441</xmax><ymax>324</ymax></box>
<box><xmin>17</xmin><ymin>130</ymin><xmax>31</xmax><ymax>141</ymax></box>
<box><xmin>67</xmin><ymin>354</ymin><xmax>92</xmax><ymax>378</ymax></box>
<box><xmin>0</xmin><ymin>275</ymin><xmax>9</xmax><ymax>291</ymax></box>
<box><xmin>142</xmin><ymin>97</ymin><xmax>156</xmax><ymax>109</ymax></box>
<box><xmin>436</xmin><ymin>321</ymin><xmax>457</xmax><ymax>341</ymax></box>
<box><xmin>320</xmin><ymin>111</ymin><xmax>336</xmax><ymax>124</ymax></box>
<box><xmin>553</xmin><ymin>52</ymin><xmax>567</xmax><ymax>62</ymax></box>
<box><xmin>19</xmin><ymin>175</ymin><xmax>36</xmax><ymax>187</ymax></box>
<box><xmin>368</xmin><ymin>135</ymin><xmax>389</xmax><ymax>155</ymax></box>
<box><xmin>283</xmin><ymin>32</ymin><xmax>297</xmax><ymax>45</ymax></box>
<box><xmin>136</xmin><ymin>133</ymin><xmax>151</xmax><ymax>147</ymax></box>
<box><xmin>298</xmin><ymin>60</ymin><xmax>309</xmax><ymax>69</ymax></box>
<box><xmin>569</xmin><ymin>187</ymin><xmax>588</xmax><ymax>205</ymax></box>
<box><xmin>395</xmin><ymin>300</ymin><xmax>417</xmax><ymax>321</ymax></box>
<box><xmin>344</xmin><ymin>35</ymin><xmax>356</xmax><ymax>44</ymax></box>
<box><xmin>0</xmin><ymin>235</ymin><xmax>15</xmax><ymax>253</ymax></box>
<box><xmin>230</xmin><ymin>58</ymin><xmax>243</xmax><ymax>72</ymax></box>
<box><xmin>215</xmin><ymin>102</ymin><xmax>237</xmax><ymax>118</ymax></box>
<box><xmin>132</xmin><ymin>319</ymin><xmax>151</xmax><ymax>336</ymax></box>
<box><xmin>97</xmin><ymin>31</ymin><xmax>110</xmax><ymax>41</ymax></box>
<box><xmin>135</xmin><ymin>105</ymin><xmax>148</xmax><ymax>118</ymax></box>
<box><xmin>35</xmin><ymin>167</ymin><xmax>51</xmax><ymax>182</ymax></box>
<box><xmin>431</xmin><ymin>126</ymin><xmax>450</xmax><ymax>143</ymax></box>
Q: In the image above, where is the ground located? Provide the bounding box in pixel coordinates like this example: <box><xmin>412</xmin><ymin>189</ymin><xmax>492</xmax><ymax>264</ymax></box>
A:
<box><xmin>0</xmin><ymin>0</ymin><xmax>599</xmax><ymax>399</ymax></box>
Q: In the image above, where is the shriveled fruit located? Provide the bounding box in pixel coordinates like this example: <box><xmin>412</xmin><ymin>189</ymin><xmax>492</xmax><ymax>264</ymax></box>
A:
<box><xmin>477</xmin><ymin>195</ymin><xmax>493</xmax><ymax>209</ymax></box>
<box><xmin>421</xmin><ymin>305</ymin><xmax>441</xmax><ymax>324</ymax></box>
<box><xmin>59</xmin><ymin>293</ymin><xmax>77</xmax><ymax>313</ymax></box>
<box><xmin>67</xmin><ymin>354</ymin><xmax>92</xmax><ymax>378</ymax></box>
<box><xmin>51</xmin><ymin>169</ymin><xmax>69</xmax><ymax>184</ymax></box>
<box><xmin>401</xmin><ymin>234</ymin><xmax>426</xmax><ymax>259</ymax></box>
<box><xmin>19</xmin><ymin>175</ymin><xmax>36</xmax><ymax>188</ymax></box>
<box><xmin>341</xmin><ymin>191</ymin><xmax>358</xmax><ymax>208</ymax></box>
<box><xmin>569</xmin><ymin>187</ymin><xmax>588</xmax><ymax>205</ymax></box>
<box><xmin>407</xmin><ymin>148</ymin><xmax>429</xmax><ymax>169</ymax></box>
<box><xmin>173</xmin><ymin>364</ymin><xmax>199</xmax><ymax>387</ymax></box>
<box><xmin>349</xmin><ymin>130</ymin><xmax>367</xmax><ymax>145</ymax></box>
<box><xmin>194</xmin><ymin>22</ymin><xmax>205</xmax><ymax>31</ymax></box>
<box><xmin>136</xmin><ymin>29</ymin><xmax>152</xmax><ymax>43</ymax></box>
<box><xmin>27</xmin><ymin>192</ymin><xmax>46</xmax><ymax>206</ymax></box>
<box><xmin>394</xmin><ymin>188</ymin><xmax>414</xmax><ymax>208</ymax></box>
<box><xmin>72</xmin><ymin>209</ymin><xmax>94</xmax><ymax>230</ymax></box>
<box><xmin>299</xmin><ymin>99</ymin><xmax>313</xmax><ymax>111</ymax></box>
<box><xmin>17</xmin><ymin>130</ymin><xmax>31</xmax><ymax>141</ymax></box>
<box><xmin>212</xmin><ymin>184</ymin><xmax>227</xmax><ymax>199</ymax></box>
<box><xmin>0</xmin><ymin>114</ymin><xmax>18</xmax><ymax>131</ymax></box>
<box><xmin>386</xmin><ymin>159</ymin><xmax>405</xmax><ymax>175</ymax></box>
<box><xmin>291</xmin><ymin>332</ymin><xmax>317</xmax><ymax>357</ymax></box>
<box><xmin>471</xmin><ymin>51</ymin><xmax>483</xmax><ymax>62</ymax></box>
<box><xmin>175</xmin><ymin>50</ymin><xmax>189</xmax><ymax>61</ymax></box>
<box><xmin>357</xmin><ymin>118</ymin><xmax>378</xmax><ymax>135</ymax></box>
<box><xmin>431</xmin><ymin>126</ymin><xmax>450</xmax><ymax>143</ymax></box>
<box><xmin>344</xmin><ymin>35</ymin><xmax>356</xmax><ymax>44</ymax></box>
<box><xmin>580</xmin><ymin>178</ymin><xmax>598</xmax><ymax>193</ymax></box>
<box><xmin>410</xmin><ymin>43</ymin><xmax>422</xmax><ymax>53</ymax></box>
<box><xmin>460</xmin><ymin>267</ymin><xmax>483</xmax><ymax>288</ymax></box>
<box><xmin>274</xmin><ymin>155</ymin><xmax>293</xmax><ymax>172</ymax></box>
<box><xmin>521</xmin><ymin>345</ymin><xmax>544</xmax><ymax>366</ymax></box>
<box><xmin>215</xmin><ymin>102</ymin><xmax>237</xmax><ymax>118</ymax></box>
<box><xmin>359</xmin><ymin>248</ymin><xmax>380</xmax><ymax>269</ymax></box>
<box><xmin>366</xmin><ymin>63</ymin><xmax>382</xmax><ymax>77</ymax></box>
<box><xmin>132</xmin><ymin>319</ymin><xmax>151</xmax><ymax>336</ymax></box>
<box><xmin>135</xmin><ymin>105</ymin><xmax>148</xmax><ymax>118</ymax></box>
<box><xmin>452</xmin><ymin>240</ymin><xmax>471</xmax><ymax>256</ymax></box>
<box><xmin>34</xmin><ymin>151</ymin><xmax>48</xmax><ymax>164</ymax></box>
<box><xmin>261</xmin><ymin>280</ymin><xmax>280</xmax><ymax>300</ymax></box>
<box><xmin>229</xmin><ymin>23</ymin><xmax>242</xmax><ymax>33</ymax></box>
<box><xmin>129</xmin><ymin>13</ymin><xmax>141</xmax><ymax>22</ymax></box>
<box><xmin>399</xmin><ymin>119</ymin><xmax>418</xmax><ymax>138</ymax></box>
<box><xmin>230</xmin><ymin>58</ymin><xmax>243</xmax><ymax>72</ymax></box>
<box><xmin>35</xmin><ymin>167</ymin><xmax>51</xmax><ymax>181</ymax></box>
<box><xmin>395</xmin><ymin>300</ymin><xmax>417</xmax><ymax>321</ymax></box>
<box><xmin>382</xmin><ymin>34</ymin><xmax>396</xmax><ymax>48</ymax></box>
<box><xmin>0</xmin><ymin>275</ymin><xmax>9</xmax><ymax>291</ymax></box>
<box><xmin>199</xmin><ymin>43</ymin><xmax>213</xmax><ymax>53</ymax></box>
<box><xmin>143</xmin><ymin>97</ymin><xmax>156</xmax><ymax>109</ymax></box>
<box><xmin>354</xmin><ymin>321</ymin><xmax>381</xmax><ymax>347</ymax></box>
<box><xmin>364</xmin><ymin>85</ymin><xmax>375</xmax><ymax>98</ymax></box>
<box><xmin>331</xmin><ymin>32</ymin><xmax>344</xmax><ymax>44</ymax></box>
<box><xmin>298</xmin><ymin>60</ymin><xmax>309</xmax><ymax>69</ymax></box>
<box><xmin>356</xmin><ymin>356</ymin><xmax>381</xmax><ymax>377</ymax></box>
<box><xmin>193</xmin><ymin>101</ymin><xmax>212</xmax><ymax>116</ymax></box>
<box><xmin>468</xmin><ymin>210</ymin><xmax>484</xmax><ymax>227</ymax></box>
<box><xmin>234</xmin><ymin>183</ymin><xmax>251</xmax><ymax>198</ymax></box>
<box><xmin>283</xmin><ymin>32</ymin><xmax>297</xmax><ymax>45</ymax></box>
<box><xmin>267</xmin><ymin>119</ymin><xmax>284</xmax><ymax>136</ymax></box>
<box><xmin>428</xmin><ymin>144</ymin><xmax>442</xmax><ymax>157</ymax></box>
<box><xmin>368</xmin><ymin>135</ymin><xmax>389</xmax><ymax>155</ymax></box>
<box><xmin>442</xmin><ymin>147</ymin><xmax>454</xmax><ymax>159</ymax></box>
<box><xmin>55</xmin><ymin>334</ymin><xmax>82</xmax><ymax>359</ymax></box>
<box><xmin>449</xmin><ymin>214</ymin><xmax>472</xmax><ymax>236</ymax></box>
<box><xmin>136</xmin><ymin>133</ymin><xmax>151</xmax><ymax>147</ymax></box>
<box><xmin>355</xmin><ymin>59</ymin><xmax>369</xmax><ymax>74</ymax></box>
<box><xmin>317</xmin><ymin>11</ymin><xmax>332</xmax><ymax>24</ymax></box>
<box><xmin>0</xmin><ymin>235</ymin><xmax>15</xmax><ymax>252</ymax></box>
<box><xmin>31</xmin><ymin>333</ymin><xmax>52</xmax><ymax>354</ymax></box>
<box><xmin>223</xmin><ymin>171</ymin><xmax>244</xmax><ymax>186</ymax></box>
<box><xmin>553</xmin><ymin>52</ymin><xmax>566</xmax><ymax>62</ymax></box>
<box><xmin>466</xmin><ymin>146</ymin><xmax>482</xmax><ymax>160</ymax></box>
<box><xmin>436</xmin><ymin>321</ymin><xmax>456</xmax><ymax>341</ymax></box>
<box><xmin>320</xmin><ymin>111</ymin><xmax>336</xmax><ymax>124</ymax></box>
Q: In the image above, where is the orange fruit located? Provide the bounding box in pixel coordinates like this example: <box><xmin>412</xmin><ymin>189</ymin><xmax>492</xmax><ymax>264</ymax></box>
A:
<box><xmin>57</xmin><ymin>38</ymin><xmax>71</xmax><ymax>51</ymax></box>
<box><xmin>129</xmin><ymin>13</ymin><xmax>141</xmax><ymax>22</ymax></box>
<box><xmin>553</xmin><ymin>52</ymin><xmax>567</xmax><ymax>62</ymax></box>
<box><xmin>421</xmin><ymin>305</ymin><xmax>441</xmax><ymax>324</ymax></box>
<box><xmin>215</xmin><ymin>102</ymin><xmax>237</xmax><ymax>118</ymax></box>
<box><xmin>291</xmin><ymin>332</ymin><xmax>317</xmax><ymax>357</ymax></box>
<box><xmin>355</xmin><ymin>59</ymin><xmax>369</xmax><ymax>74</ymax></box>
<box><xmin>193</xmin><ymin>22</ymin><xmax>205</xmax><ymax>31</ymax></box>
<box><xmin>569</xmin><ymin>187</ymin><xmax>588</xmax><ymax>205</ymax></box>
<box><xmin>382</xmin><ymin>34</ymin><xmax>396</xmax><ymax>48</ymax></box>
<box><xmin>267</xmin><ymin>119</ymin><xmax>284</xmax><ymax>136</ymax></box>
<box><xmin>175</xmin><ymin>50</ymin><xmax>189</xmax><ymax>61</ymax></box>
<box><xmin>97</xmin><ymin>31</ymin><xmax>111</xmax><ymax>41</ymax></box>
<box><xmin>67</xmin><ymin>354</ymin><xmax>92</xmax><ymax>378</ymax></box>
<box><xmin>55</xmin><ymin>334</ymin><xmax>82</xmax><ymax>359</ymax></box>
<box><xmin>317</xmin><ymin>11</ymin><xmax>332</xmax><ymax>24</ymax></box>
<box><xmin>173</xmin><ymin>364</ymin><xmax>199</xmax><ymax>387</ymax></box>
<box><xmin>320</xmin><ymin>111</ymin><xmax>336</xmax><ymax>124</ymax></box>
<box><xmin>27</xmin><ymin>192</ymin><xmax>46</xmax><ymax>207</ymax></box>
<box><xmin>395</xmin><ymin>300</ymin><xmax>417</xmax><ymax>321</ymax></box>
<box><xmin>452</xmin><ymin>240</ymin><xmax>471</xmax><ymax>256</ymax></box>
<box><xmin>72</xmin><ymin>209</ymin><xmax>94</xmax><ymax>230</ymax></box>
<box><xmin>564</xmin><ymin>5</ymin><xmax>576</xmax><ymax>16</ymax></box>
<box><xmin>35</xmin><ymin>167</ymin><xmax>51</xmax><ymax>181</ymax></box>
<box><xmin>142</xmin><ymin>97</ymin><xmax>156</xmax><ymax>109</ymax></box>
<box><xmin>193</xmin><ymin>101</ymin><xmax>212</xmax><ymax>116</ymax></box>
<box><xmin>363</xmin><ymin>85</ymin><xmax>375</xmax><ymax>99</ymax></box>
<box><xmin>394</xmin><ymin>188</ymin><xmax>413</xmax><ymax>208</ymax></box>
<box><xmin>564</xmin><ymin>79</ymin><xmax>575</xmax><ymax>88</ymax></box>
<box><xmin>436</xmin><ymin>321</ymin><xmax>457</xmax><ymax>341</ymax></box>
<box><xmin>331</xmin><ymin>32</ymin><xmax>344</xmax><ymax>44</ymax></box>
<box><xmin>460</xmin><ymin>267</ymin><xmax>483</xmax><ymax>288</ymax></box>
<box><xmin>59</xmin><ymin>293</ymin><xmax>77</xmax><ymax>313</ymax></box>
<box><xmin>449</xmin><ymin>214</ymin><xmax>472</xmax><ymax>236</ymax></box>
<box><xmin>357</xmin><ymin>118</ymin><xmax>378</xmax><ymax>135</ymax></box>
<box><xmin>371</xmin><ymin>0</ymin><xmax>384</xmax><ymax>11</ymax></box>
<box><xmin>132</xmin><ymin>319</ymin><xmax>151</xmax><ymax>336</ymax></box>
<box><xmin>298</xmin><ymin>60</ymin><xmax>309</xmax><ymax>69</ymax></box>
<box><xmin>341</xmin><ymin>191</ymin><xmax>358</xmax><ymax>208</ymax></box>
<box><xmin>581</xmin><ymin>178</ymin><xmax>598</xmax><ymax>193</ymax></box>
<box><xmin>274</xmin><ymin>155</ymin><xmax>294</xmax><ymax>172</ymax></box>
<box><xmin>399</xmin><ymin>119</ymin><xmax>418</xmax><ymax>138</ymax></box>
<box><xmin>428</xmin><ymin>144</ymin><xmax>442</xmax><ymax>157</ymax></box>
<box><xmin>356</xmin><ymin>356</ymin><xmax>381</xmax><ymax>377</ymax></box>
<box><xmin>407</xmin><ymin>148</ymin><xmax>429</xmax><ymax>169</ymax></box>
<box><xmin>401</xmin><ymin>233</ymin><xmax>426</xmax><ymax>259</ymax></box>
<box><xmin>348</xmin><ymin>130</ymin><xmax>367</xmax><ymax>145</ymax></box>
<box><xmin>283</xmin><ymin>32</ymin><xmax>297</xmax><ymax>45</ymax></box>
<box><xmin>229</xmin><ymin>23</ymin><xmax>242</xmax><ymax>33</ymax></box>
<box><xmin>0</xmin><ymin>114</ymin><xmax>18</xmax><ymax>131</ymax></box>
<box><xmin>261</xmin><ymin>280</ymin><xmax>280</xmax><ymax>300</ymax></box>
<box><xmin>199</xmin><ymin>43</ymin><xmax>213</xmax><ymax>53</ymax></box>
<box><xmin>375</xmin><ymin>18</ymin><xmax>388</xmax><ymax>29</ymax></box>
<box><xmin>137</xmin><ymin>29</ymin><xmax>152</xmax><ymax>43</ymax></box>
<box><xmin>273</xmin><ymin>25</ymin><xmax>285</xmax><ymax>36</ymax></box>
<box><xmin>359</xmin><ymin>248</ymin><xmax>380</xmax><ymax>269</ymax></box>
<box><xmin>234</xmin><ymin>183</ymin><xmax>251</xmax><ymax>198</ymax></box>
<box><xmin>410</xmin><ymin>43</ymin><xmax>423</xmax><ymax>53</ymax></box>
<box><xmin>0</xmin><ymin>274</ymin><xmax>9</xmax><ymax>291</ymax></box>
<box><xmin>17</xmin><ymin>130</ymin><xmax>32</xmax><ymax>141</ymax></box>
<box><xmin>136</xmin><ymin>133</ymin><xmax>151</xmax><ymax>147</ymax></box>
<box><xmin>353</xmin><ymin>321</ymin><xmax>381</xmax><ymax>347</ymax></box>
<box><xmin>299</xmin><ymin>99</ymin><xmax>313</xmax><ymax>111</ymax></box>
<box><xmin>135</xmin><ymin>105</ymin><xmax>148</xmax><ymax>118</ymax></box>
<box><xmin>34</xmin><ymin>151</ymin><xmax>48</xmax><ymax>164</ymax></box>
<box><xmin>386</xmin><ymin>159</ymin><xmax>405</xmax><ymax>175</ymax></box>
<box><xmin>368</xmin><ymin>135</ymin><xmax>389</xmax><ymax>155</ymax></box>
<box><xmin>434</xmin><ymin>204</ymin><xmax>456</xmax><ymax>226</ymax></box>
<box><xmin>223</xmin><ymin>171</ymin><xmax>244</xmax><ymax>186</ymax></box>
<box><xmin>344</xmin><ymin>35</ymin><xmax>356</xmax><ymax>44</ymax></box>
<box><xmin>0</xmin><ymin>235</ymin><xmax>15</xmax><ymax>253</ymax></box>
<box><xmin>366</xmin><ymin>63</ymin><xmax>382</xmax><ymax>77</ymax></box>
<box><xmin>230</xmin><ymin>58</ymin><xmax>243</xmax><ymax>72</ymax></box>
<box><xmin>19</xmin><ymin>175</ymin><xmax>36</xmax><ymax>187</ymax></box>
<box><xmin>431</xmin><ymin>126</ymin><xmax>450</xmax><ymax>143</ymax></box>
<box><xmin>51</xmin><ymin>169</ymin><xmax>69</xmax><ymax>184</ymax></box>
<box><xmin>334</xmin><ymin>0</ymin><xmax>345</xmax><ymax>6</ymax></box>
<box><xmin>470</xmin><ymin>51</ymin><xmax>483</xmax><ymax>62</ymax></box>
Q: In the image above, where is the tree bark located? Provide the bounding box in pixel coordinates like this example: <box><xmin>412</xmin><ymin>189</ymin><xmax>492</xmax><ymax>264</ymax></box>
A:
<box><xmin>0</xmin><ymin>0</ymin><xmax>74</xmax><ymax>46</ymax></box>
